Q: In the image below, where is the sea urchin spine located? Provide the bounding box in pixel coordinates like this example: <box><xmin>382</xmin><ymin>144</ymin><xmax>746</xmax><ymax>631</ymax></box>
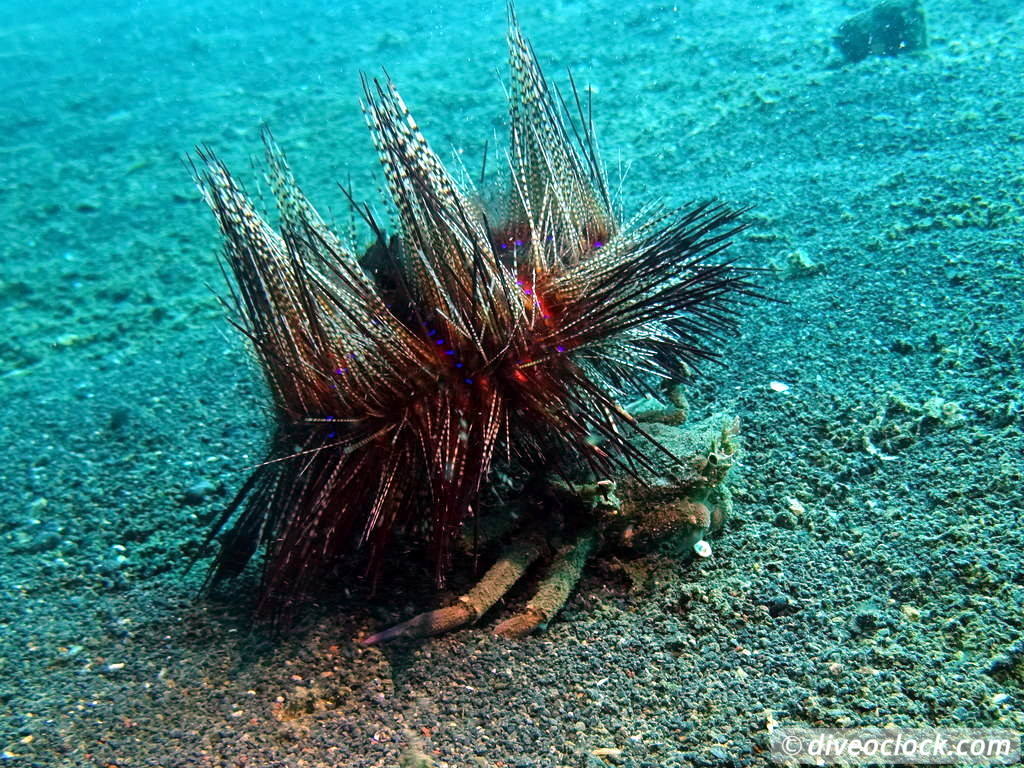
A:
<box><xmin>192</xmin><ymin>6</ymin><xmax>756</xmax><ymax>617</ymax></box>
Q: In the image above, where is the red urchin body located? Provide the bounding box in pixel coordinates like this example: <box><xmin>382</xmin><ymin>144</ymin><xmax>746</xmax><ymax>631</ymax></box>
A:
<box><xmin>192</xmin><ymin>8</ymin><xmax>756</xmax><ymax>617</ymax></box>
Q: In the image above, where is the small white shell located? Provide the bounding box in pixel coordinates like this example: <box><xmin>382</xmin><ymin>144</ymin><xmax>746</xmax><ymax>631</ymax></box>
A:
<box><xmin>693</xmin><ymin>539</ymin><xmax>713</xmax><ymax>558</ymax></box>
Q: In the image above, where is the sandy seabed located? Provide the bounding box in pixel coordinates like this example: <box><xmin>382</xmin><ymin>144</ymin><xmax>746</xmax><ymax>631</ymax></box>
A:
<box><xmin>1</xmin><ymin>0</ymin><xmax>1022</xmax><ymax>765</ymax></box>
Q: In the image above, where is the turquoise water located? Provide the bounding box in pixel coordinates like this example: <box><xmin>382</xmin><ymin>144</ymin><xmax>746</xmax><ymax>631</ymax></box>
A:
<box><xmin>1</xmin><ymin>0</ymin><xmax>1022</xmax><ymax>765</ymax></box>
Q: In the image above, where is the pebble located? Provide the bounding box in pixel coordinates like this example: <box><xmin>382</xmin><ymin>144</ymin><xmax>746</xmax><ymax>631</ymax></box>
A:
<box><xmin>11</xmin><ymin>520</ymin><xmax>62</xmax><ymax>554</ymax></box>
<box><xmin>900</xmin><ymin>604</ymin><xmax>921</xmax><ymax>621</ymax></box>
<box><xmin>182</xmin><ymin>479</ymin><xmax>217</xmax><ymax>505</ymax></box>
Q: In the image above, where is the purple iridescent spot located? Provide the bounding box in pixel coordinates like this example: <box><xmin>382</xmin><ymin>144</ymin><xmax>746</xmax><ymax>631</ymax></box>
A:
<box><xmin>516</xmin><ymin>280</ymin><xmax>524</xmax><ymax>286</ymax></box>
<box><xmin>514</xmin><ymin>239</ymin><xmax>523</xmax><ymax>246</ymax></box>
<box><xmin>500</xmin><ymin>243</ymin><xmax>508</xmax><ymax>249</ymax></box>
<box><xmin>523</xmin><ymin>289</ymin><xmax>532</xmax><ymax>295</ymax></box>
<box><xmin>593</xmin><ymin>241</ymin><xmax>603</xmax><ymax>249</ymax></box>
<box><xmin>556</xmin><ymin>345</ymin><xmax>566</xmax><ymax>352</ymax></box>
<box><xmin>464</xmin><ymin>378</ymin><xmax>473</xmax><ymax>385</ymax></box>
<box><xmin>436</xmin><ymin>339</ymin><xmax>445</xmax><ymax>345</ymax></box>
<box><xmin>327</xmin><ymin>432</ymin><xmax>337</xmax><ymax>439</ymax></box>
<box><xmin>335</xmin><ymin>368</ymin><xmax>344</xmax><ymax>375</ymax></box>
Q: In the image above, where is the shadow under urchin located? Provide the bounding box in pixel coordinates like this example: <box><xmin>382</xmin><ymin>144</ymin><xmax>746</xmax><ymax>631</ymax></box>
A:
<box><xmin>191</xmin><ymin>5</ymin><xmax>759</xmax><ymax>623</ymax></box>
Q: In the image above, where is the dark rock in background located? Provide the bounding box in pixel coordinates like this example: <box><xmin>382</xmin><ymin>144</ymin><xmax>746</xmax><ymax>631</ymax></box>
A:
<box><xmin>835</xmin><ymin>0</ymin><xmax>928</xmax><ymax>63</ymax></box>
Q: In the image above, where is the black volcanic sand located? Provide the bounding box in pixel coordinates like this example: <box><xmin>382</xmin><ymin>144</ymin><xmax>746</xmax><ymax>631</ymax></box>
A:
<box><xmin>1</xmin><ymin>0</ymin><xmax>1022</xmax><ymax>765</ymax></box>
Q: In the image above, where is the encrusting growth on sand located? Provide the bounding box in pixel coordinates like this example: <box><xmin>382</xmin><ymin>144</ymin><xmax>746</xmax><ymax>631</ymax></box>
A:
<box><xmin>191</xmin><ymin>4</ymin><xmax>758</xmax><ymax>639</ymax></box>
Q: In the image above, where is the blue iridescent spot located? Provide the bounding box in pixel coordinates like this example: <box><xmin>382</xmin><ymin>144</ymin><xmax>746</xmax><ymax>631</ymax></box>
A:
<box><xmin>427</xmin><ymin>329</ymin><xmax>436</xmax><ymax>336</ymax></box>
<box><xmin>514</xmin><ymin>239</ymin><xmax>523</xmax><ymax>246</ymax></box>
<box><xmin>500</xmin><ymin>243</ymin><xmax>508</xmax><ymax>249</ymax></box>
<box><xmin>455</xmin><ymin>362</ymin><xmax>464</xmax><ymax>368</ymax></box>
<box><xmin>335</xmin><ymin>368</ymin><xmax>344</xmax><ymax>375</ymax></box>
<box><xmin>464</xmin><ymin>378</ymin><xmax>473</xmax><ymax>385</ymax></box>
<box><xmin>556</xmin><ymin>345</ymin><xmax>566</xmax><ymax>352</ymax></box>
<box><xmin>593</xmin><ymin>241</ymin><xmax>603</xmax><ymax>248</ymax></box>
<box><xmin>445</xmin><ymin>349</ymin><xmax>455</xmax><ymax>356</ymax></box>
<box><xmin>436</xmin><ymin>339</ymin><xmax>444</xmax><ymax>345</ymax></box>
<box><xmin>327</xmin><ymin>432</ymin><xmax>337</xmax><ymax>439</ymax></box>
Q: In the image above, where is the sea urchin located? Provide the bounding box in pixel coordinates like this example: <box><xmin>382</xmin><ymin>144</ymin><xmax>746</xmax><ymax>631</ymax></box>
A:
<box><xmin>192</xmin><ymin>6</ymin><xmax>757</xmax><ymax>624</ymax></box>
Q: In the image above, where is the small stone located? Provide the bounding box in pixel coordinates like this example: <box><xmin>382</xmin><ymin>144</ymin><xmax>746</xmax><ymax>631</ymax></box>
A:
<box><xmin>773</xmin><ymin>512</ymin><xmax>798</xmax><ymax>529</ymax></box>
<box><xmin>183</xmin><ymin>479</ymin><xmax>217</xmax><ymax>505</ymax></box>
<box><xmin>774</xmin><ymin>249</ymin><xmax>825</xmax><ymax>278</ymax></box>
<box><xmin>109</xmin><ymin>406</ymin><xmax>131</xmax><ymax>431</ymax></box>
<box><xmin>834</xmin><ymin>0</ymin><xmax>928</xmax><ymax>64</ymax></box>
<box><xmin>765</xmin><ymin>594</ymin><xmax>798</xmax><ymax>618</ymax></box>
<box><xmin>54</xmin><ymin>334</ymin><xmax>82</xmax><ymax>348</ymax></box>
<box><xmin>11</xmin><ymin>520</ymin><xmax>62</xmax><ymax>554</ymax></box>
<box><xmin>849</xmin><ymin>605</ymin><xmax>882</xmax><ymax>634</ymax></box>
